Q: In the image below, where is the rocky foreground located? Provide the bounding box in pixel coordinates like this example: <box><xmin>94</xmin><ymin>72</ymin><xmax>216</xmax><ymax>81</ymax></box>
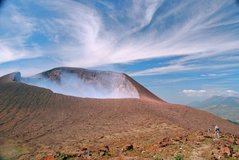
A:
<box><xmin>1</xmin><ymin>127</ymin><xmax>239</xmax><ymax>160</ymax></box>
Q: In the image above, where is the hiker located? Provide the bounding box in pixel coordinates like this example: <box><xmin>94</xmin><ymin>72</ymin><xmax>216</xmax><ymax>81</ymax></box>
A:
<box><xmin>214</xmin><ymin>125</ymin><xmax>220</xmax><ymax>139</ymax></box>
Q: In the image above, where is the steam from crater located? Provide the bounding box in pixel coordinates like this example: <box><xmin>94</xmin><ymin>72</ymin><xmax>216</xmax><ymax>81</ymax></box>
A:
<box><xmin>21</xmin><ymin>69</ymin><xmax>139</xmax><ymax>99</ymax></box>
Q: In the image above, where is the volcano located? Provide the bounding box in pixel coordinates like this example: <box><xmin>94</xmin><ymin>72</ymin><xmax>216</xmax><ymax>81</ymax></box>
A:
<box><xmin>0</xmin><ymin>67</ymin><xmax>239</xmax><ymax>159</ymax></box>
<box><xmin>0</xmin><ymin>67</ymin><xmax>161</xmax><ymax>100</ymax></box>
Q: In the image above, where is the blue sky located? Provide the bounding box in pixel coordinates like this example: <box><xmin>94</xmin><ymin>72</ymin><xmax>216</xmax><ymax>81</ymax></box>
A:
<box><xmin>0</xmin><ymin>0</ymin><xmax>239</xmax><ymax>104</ymax></box>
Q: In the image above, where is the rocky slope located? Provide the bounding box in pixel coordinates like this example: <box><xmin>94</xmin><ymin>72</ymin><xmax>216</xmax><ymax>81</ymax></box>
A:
<box><xmin>0</xmin><ymin>67</ymin><xmax>239</xmax><ymax>159</ymax></box>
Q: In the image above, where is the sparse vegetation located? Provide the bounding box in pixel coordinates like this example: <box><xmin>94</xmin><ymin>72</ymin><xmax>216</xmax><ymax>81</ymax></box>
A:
<box><xmin>175</xmin><ymin>154</ymin><xmax>184</xmax><ymax>160</ymax></box>
<box><xmin>0</xmin><ymin>139</ymin><xmax>28</xmax><ymax>160</ymax></box>
<box><xmin>154</xmin><ymin>157</ymin><xmax>163</xmax><ymax>160</ymax></box>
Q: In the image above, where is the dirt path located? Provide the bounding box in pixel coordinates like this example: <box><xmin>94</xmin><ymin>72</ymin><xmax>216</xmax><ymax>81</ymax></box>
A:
<box><xmin>188</xmin><ymin>144</ymin><xmax>211</xmax><ymax>160</ymax></box>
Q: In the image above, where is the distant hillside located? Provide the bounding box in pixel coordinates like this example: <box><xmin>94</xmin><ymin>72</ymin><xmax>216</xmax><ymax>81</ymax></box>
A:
<box><xmin>189</xmin><ymin>96</ymin><xmax>239</xmax><ymax>123</ymax></box>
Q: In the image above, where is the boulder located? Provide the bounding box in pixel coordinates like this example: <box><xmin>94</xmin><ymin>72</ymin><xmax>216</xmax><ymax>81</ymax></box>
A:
<box><xmin>99</xmin><ymin>145</ymin><xmax>110</xmax><ymax>156</ymax></box>
<box><xmin>235</xmin><ymin>139</ymin><xmax>239</xmax><ymax>145</ymax></box>
<box><xmin>159</xmin><ymin>138</ymin><xmax>173</xmax><ymax>147</ymax></box>
<box><xmin>42</xmin><ymin>155</ymin><xmax>54</xmax><ymax>160</ymax></box>
<box><xmin>220</xmin><ymin>146</ymin><xmax>232</xmax><ymax>157</ymax></box>
<box><xmin>122</xmin><ymin>144</ymin><xmax>134</xmax><ymax>152</ymax></box>
<box><xmin>233</xmin><ymin>153</ymin><xmax>239</xmax><ymax>158</ymax></box>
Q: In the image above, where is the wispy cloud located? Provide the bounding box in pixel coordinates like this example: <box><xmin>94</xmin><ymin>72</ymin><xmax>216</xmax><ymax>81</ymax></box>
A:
<box><xmin>0</xmin><ymin>3</ymin><xmax>39</xmax><ymax>63</ymax></box>
<box><xmin>182</xmin><ymin>89</ymin><xmax>239</xmax><ymax>97</ymax></box>
<box><xmin>130</xmin><ymin>60</ymin><xmax>239</xmax><ymax>76</ymax></box>
<box><xmin>1</xmin><ymin>0</ymin><xmax>239</xmax><ymax>72</ymax></box>
<box><xmin>200</xmin><ymin>73</ymin><xmax>228</xmax><ymax>77</ymax></box>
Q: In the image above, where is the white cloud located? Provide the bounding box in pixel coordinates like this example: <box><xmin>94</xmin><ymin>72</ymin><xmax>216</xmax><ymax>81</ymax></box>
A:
<box><xmin>0</xmin><ymin>3</ymin><xmax>38</xmax><ymax>63</ymax></box>
<box><xmin>182</xmin><ymin>89</ymin><xmax>206</xmax><ymax>97</ymax></box>
<box><xmin>130</xmin><ymin>64</ymin><xmax>191</xmax><ymax>76</ymax></box>
<box><xmin>1</xmin><ymin>0</ymin><xmax>239</xmax><ymax>72</ymax></box>
<box><xmin>130</xmin><ymin>61</ymin><xmax>239</xmax><ymax>76</ymax></box>
<box><xmin>225</xmin><ymin>90</ymin><xmax>238</xmax><ymax>96</ymax></box>
<box><xmin>200</xmin><ymin>73</ymin><xmax>226</xmax><ymax>77</ymax></box>
<box><xmin>182</xmin><ymin>89</ymin><xmax>239</xmax><ymax>97</ymax></box>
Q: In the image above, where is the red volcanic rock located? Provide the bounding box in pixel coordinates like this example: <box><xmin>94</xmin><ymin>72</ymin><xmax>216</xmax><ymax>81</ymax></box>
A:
<box><xmin>159</xmin><ymin>137</ymin><xmax>173</xmax><ymax>147</ymax></box>
<box><xmin>220</xmin><ymin>146</ymin><xmax>232</xmax><ymax>157</ymax></box>
<box><xmin>126</xmin><ymin>144</ymin><xmax>134</xmax><ymax>151</ymax></box>
<box><xmin>79</xmin><ymin>148</ymin><xmax>92</xmax><ymax>156</ymax></box>
<box><xmin>235</xmin><ymin>138</ymin><xmax>239</xmax><ymax>145</ymax></box>
<box><xmin>233</xmin><ymin>153</ymin><xmax>239</xmax><ymax>158</ymax></box>
<box><xmin>99</xmin><ymin>146</ymin><xmax>110</xmax><ymax>156</ymax></box>
<box><xmin>173</xmin><ymin>136</ymin><xmax>182</xmax><ymax>142</ymax></box>
<box><xmin>197</xmin><ymin>135</ymin><xmax>206</xmax><ymax>142</ymax></box>
<box><xmin>122</xmin><ymin>144</ymin><xmax>134</xmax><ymax>152</ymax></box>
<box><xmin>42</xmin><ymin>155</ymin><xmax>54</xmax><ymax>160</ymax></box>
<box><xmin>159</xmin><ymin>141</ymin><xmax>172</xmax><ymax>148</ymax></box>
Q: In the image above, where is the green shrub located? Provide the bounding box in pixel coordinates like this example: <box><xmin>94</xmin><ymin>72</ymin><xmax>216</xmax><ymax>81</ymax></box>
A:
<box><xmin>175</xmin><ymin>154</ymin><xmax>184</xmax><ymax>160</ymax></box>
